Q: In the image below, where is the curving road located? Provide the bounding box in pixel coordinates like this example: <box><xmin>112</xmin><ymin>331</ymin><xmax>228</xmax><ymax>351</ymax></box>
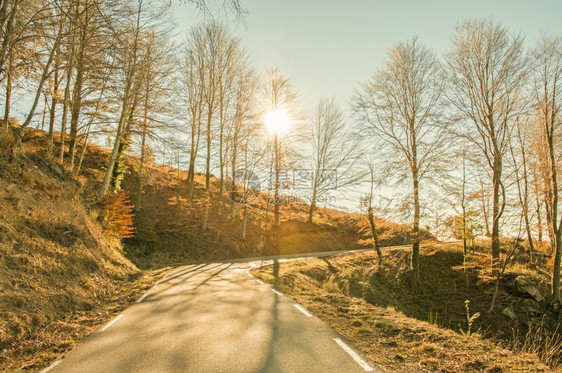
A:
<box><xmin>43</xmin><ymin>251</ymin><xmax>381</xmax><ymax>373</ymax></box>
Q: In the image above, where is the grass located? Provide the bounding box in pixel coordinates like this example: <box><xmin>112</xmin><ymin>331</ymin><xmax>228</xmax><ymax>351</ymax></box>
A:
<box><xmin>0</xmin><ymin>139</ymin><xmax>170</xmax><ymax>371</ymax></box>
<box><xmin>253</xmin><ymin>243</ymin><xmax>558</xmax><ymax>372</ymax></box>
<box><xmin>0</xmin><ymin>270</ymin><xmax>166</xmax><ymax>371</ymax></box>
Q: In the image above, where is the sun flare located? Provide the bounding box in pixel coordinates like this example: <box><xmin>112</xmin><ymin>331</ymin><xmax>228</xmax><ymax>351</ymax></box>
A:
<box><xmin>265</xmin><ymin>109</ymin><xmax>291</xmax><ymax>135</ymax></box>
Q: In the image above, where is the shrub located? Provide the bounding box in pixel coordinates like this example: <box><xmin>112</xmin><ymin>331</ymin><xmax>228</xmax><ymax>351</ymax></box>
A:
<box><xmin>102</xmin><ymin>192</ymin><xmax>135</xmax><ymax>239</ymax></box>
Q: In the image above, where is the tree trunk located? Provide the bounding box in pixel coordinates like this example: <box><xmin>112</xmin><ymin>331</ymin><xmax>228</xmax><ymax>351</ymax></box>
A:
<box><xmin>205</xmin><ymin>107</ymin><xmax>212</xmax><ymax>191</ymax></box>
<box><xmin>187</xmin><ymin>122</ymin><xmax>197</xmax><ymax>201</ymax></box>
<box><xmin>242</xmin><ymin>204</ymin><xmax>247</xmax><ymax>240</ymax></box>
<box><xmin>412</xmin><ymin>171</ymin><xmax>420</xmax><ymax>283</ymax></box>
<box><xmin>98</xmin><ymin>105</ymin><xmax>129</xmax><ymax>199</ymax></box>
<box><xmin>308</xmin><ymin>180</ymin><xmax>318</xmax><ymax>224</ymax></box>
<box><xmin>15</xmin><ymin>23</ymin><xmax>62</xmax><ymax>150</ymax></box>
<box><xmin>75</xmin><ymin>130</ymin><xmax>89</xmax><ymax>176</ymax></box>
<box><xmin>48</xmin><ymin>52</ymin><xmax>59</xmax><ymax>143</ymax></box>
<box><xmin>479</xmin><ymin>177</ymin><xmax>491</xmax><ymax>237</ymax></box>
<box><xmin>545</xmin><ymin>194</ymin><xmax>554</xmax><ymax>249</ymax></box>
<box><xmin>202</xmin><ymin>193</ymin><xmax>209</xmax><ymax>231</ymax></box>
<box><xmin>135</xmin><ymin>86</ymin><xmax>151</xmax><ymax>214</ymax></box>
<box><xmin>40</xmin><ymin>94</ymin><xmax>47</xmax><ymax>130</ymax></box>
<box><xmin>273</xmin><ymin>133</ymin><xmax>280</xmax><ymax>229</ymax></box>
<box><xmin>68</xmin><ymin>1</ymin><xmax>89</xmax><ymax>169</ymax></box>
<box><xmin>491</xmin><ymin>156</ymin><xmax>503</xmax><ymax>276</ymax></box>
<box><xmin>59</xmin><ymin>47</ymin><xmax>75</xmax><ymax>163</ymax></box>
<box><xmin>68</xmin><ymin>55</ymin><xmax>85</xmax><ymax>168</ymax></box>
<box><xmin>3</xmin><ymin>52</ymin><xmax>11</xmax><ymax>132</ymax></box>
<box><xmin>218</xmin><ymin>87</ymin><xmax>225</xmax><ymax>213</ymax></box>
<box><xmin>0</xmin><ymin>1</ymin><xmax>18</xmax><ymax>75</ymax></box>
<box><xmin>368</xmin><ymin>207</ymin><xmax>382</xmax><ymax>266</ymax></box>
<box><xmin>308</xmin><ymin>200</ymin><xmax>316</xmax><ymax>224</ymax></box>
<box><xmin>548</xmin><ymin>121</ymin><xmax>561</xmax><ymax>304</ymax></box>
<box><xmin>537</xmin><ymin>194</ymin><xmax>543</xmax><ymax>243</ymax></box>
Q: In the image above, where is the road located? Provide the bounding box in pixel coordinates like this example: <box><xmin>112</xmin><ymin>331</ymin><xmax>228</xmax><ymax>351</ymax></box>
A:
<box><xmin>44</xmin><ymin>250</ymin><xmax>381</xmax><ymax>373</ymax></box>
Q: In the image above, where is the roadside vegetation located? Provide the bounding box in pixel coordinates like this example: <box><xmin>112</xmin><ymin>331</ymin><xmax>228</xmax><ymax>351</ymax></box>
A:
<box><xmin>254</xmin><ymin>242</ymin><xmax>560</xmax><ymax>372</ymax></box>
<box><xmin>0</xmin><ymin>132</ymin><xmax>169</xmax><ymax>371</ymax></box>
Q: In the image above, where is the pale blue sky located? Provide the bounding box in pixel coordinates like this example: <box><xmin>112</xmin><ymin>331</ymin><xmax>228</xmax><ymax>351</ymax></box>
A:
<box><xmin>176</xmin><ymin>0</ymin><xmax>562</xmax><ymax>111</ymax></box>
<box><xmin>170</xmin><ymin>1</ymin><xmax>562</xmax><ymax>216</ymax></box>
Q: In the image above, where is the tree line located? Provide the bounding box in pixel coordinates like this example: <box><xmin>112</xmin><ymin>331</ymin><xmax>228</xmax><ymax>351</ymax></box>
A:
<box><xmin>355</xmin><ymin>19</ymin><xmax>562</xmax><ymax>304</ymax></box>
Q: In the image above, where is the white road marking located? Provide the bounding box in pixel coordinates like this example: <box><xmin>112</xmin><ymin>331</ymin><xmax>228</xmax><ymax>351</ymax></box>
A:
<box><xmin>100</xmin><ymin>315</ymin><xmax>123</xmax><ymax>332</ymax></box>
<box><xmin>294</xmin><ymin>304</ymin><xmax>312</xmax><ymax>317</ymax></box>
<box><xmin>255</xmin><ymin>279</ymin><xmax>264</xmax><ymax>285</ymax></box>
<box><xmin>334</xmin><ymin>338</ymin><xmax>374</xmax><ymax>372</ymax></box>
<box><xmin>271</xmin><ymin>288</ymin><xmax>283</xmax><ymax>296</ymax></box>
<box><xmin>136</xmin><ymin>293</ymin><xmax>149</xmax><ymax>303</ymax></box>
<box><xmin>40</xmin><ymin>360</ymin><xmax>61</xmax><ymax>373</ymax></box>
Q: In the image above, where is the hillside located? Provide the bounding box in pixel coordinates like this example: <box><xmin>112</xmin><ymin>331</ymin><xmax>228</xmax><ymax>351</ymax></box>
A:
<box><xmin>254</xmin><ymin>243</ymin><xmax>561</xmax><ymax>372</ymax></box>
<box><xmin>117</xmin><ymin>155</ymin><xmax>430</xmax><ymax>269</ymax></box>
<box><xmin>18</xmin><ymin>128</ymin><xmax>426</xmax><ymax>269</ymax></box>
<box><xmin>2</xmin><ymin>129</ymin><xmax>560</xmax><ymax>372</ymax></box>
<box><xmin>0</xmin><ymin>132</ymin><xmax>165</xmax><ymax>371</ymax></box>
<box><xmin>0</xmin><ymin>128</ymin><xmax>426</xmax><ymax>370</ymax></box>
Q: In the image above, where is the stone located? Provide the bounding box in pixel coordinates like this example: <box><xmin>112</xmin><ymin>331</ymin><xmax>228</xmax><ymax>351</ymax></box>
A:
<box><xmin>502</xmin><ymin>306</ymin><xmax>516</xmax><ymax>319</ymax></box>
<box><xmin>519</xmin><ymin>298</ymin><xmax>541</xmax><ymax>315</ymax></box>
<box><xmin>513</xmin><ymin>276</ymin><xmax>544</xmax><ymax>302</ymax></box>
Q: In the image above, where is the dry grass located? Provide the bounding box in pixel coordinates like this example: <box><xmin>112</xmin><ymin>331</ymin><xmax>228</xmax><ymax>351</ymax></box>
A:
<box><xmin>511</xmin><ymin>323</ymin><xmax>562</xmax><ymax>369</ymax></box>
<box><xmin>0</xmin><ymin>143</ymin><xmax>168</xmax><ymax>371</ymax></box>
<box><xmin>16</xmin><ymin>129</ymin><xmax>434</xmax><ymax>269</ymax></box>
<box><xmin>253</xmin><ymin>245</ymin><xmax>557</xmax><ymax>372</ymax></box>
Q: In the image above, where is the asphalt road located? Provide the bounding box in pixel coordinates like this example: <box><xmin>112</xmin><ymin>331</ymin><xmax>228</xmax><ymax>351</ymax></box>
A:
<box><xmin>44</xmin><ymin>252</ymin><xmax>381</xmax><ymax>373</ymax></box>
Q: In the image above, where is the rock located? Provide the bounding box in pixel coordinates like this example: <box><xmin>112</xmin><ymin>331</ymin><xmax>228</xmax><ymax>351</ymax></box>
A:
<box><xmin>518</xmin><ymin>298</ymin><xmax>541</xmax><ymax>315</ymax></box>
<box><xmin>513</xmin><ymin>276</ymin><xmax>544</xmax><ymax>302</ymax></box>
<box><xmin>505</xmin><ymin>275</ymin><xmax>544</xmax><ymax>302</ymax></box>
<box><xmin>502</xmin><ymin>306</ymin><xmax>516</xmax><ymax>319</ymax></box>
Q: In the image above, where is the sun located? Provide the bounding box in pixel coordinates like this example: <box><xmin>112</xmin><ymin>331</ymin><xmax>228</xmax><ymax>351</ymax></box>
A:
<box><xmin>265</xmin><ymin>109</ymin><xmax>291</xmax><ymax>135</ymax></box>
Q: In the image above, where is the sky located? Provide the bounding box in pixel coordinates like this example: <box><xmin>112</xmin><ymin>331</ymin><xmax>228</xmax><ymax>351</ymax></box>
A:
<box><xmin>175</xmin><ymin>0</ymin><xmax>562</xmax><ymax>112</ymax></box>
<box><xmin>171</xmin><ymin>0</ymin><xmax>562</xmax><ymax>218</ymax></box>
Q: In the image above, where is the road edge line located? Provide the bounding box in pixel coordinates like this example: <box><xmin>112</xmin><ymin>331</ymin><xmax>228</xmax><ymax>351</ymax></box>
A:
<box><xmin>294</xmin><ymin>304</ymin><xmax>312</xmax><ymax>317</ymax></box>
<box><xmin>100</xmin><ymin>315</ymin><xmax>123</xmax><ymax>332</ymax></box>
<box><xmin>39</xmin><ymin>360</ymin><xmax>61</xmax><ymax>373</ymax></box>
<box><xmin>333</xmin><ymin>338</ymin><xmax>374</xmax><ymax>372</ymax></box>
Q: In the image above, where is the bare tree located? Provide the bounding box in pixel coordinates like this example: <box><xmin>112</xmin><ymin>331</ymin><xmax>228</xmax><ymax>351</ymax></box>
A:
<box><xmin>179</xmin><ymin>30</ymin><xmax>205</xmax><ymax>201</ymax></box>
<box><xmin>66</xmin><ymin>0</ymin><xmax>111</xmax><ymax>169</ymax></box>
<box><xmin>362</xmin><ymin>159</ymin><xmax>383</xmax><ymax>267</ymax></box>
<box><xmin>98</xmin><ymin>0</ymin><xmax>159</xmax><ymax>198</ymax></box>
<box><xmin>446</xmin><ymin>18</ymin><xmax>528</xmax><ymax>275</ymax></box>
<box><xmin>226</xmin><ymin>64</ymin><xmax>259</xmax><ymax>192</ymax></box>
<box><xmin>14</xmin><ymin>2</ymin><xmax>65</xmax><ymax>149</ymax></box>
<box><xmin>308</xmin><ymin>98</ymin><xmax>362</xmax><ymax>223</ymax></box>
<box><xmin>134</xmin><ymin>29</ymin><xmax>175</xmax><ymax>213</ymax></box>
<box><xmin>354</xmin><ymin>37</ymin><xmax>447</xmax><ymax>283</ymax></box>
<box><xmin>531</xmin><ymin>35</ymin><xmax>562</xmax><ymax>304</ymax></box>
<box><xmin>185</xmin><ymin>0</ymin><xmax>246</xmax><ymax>23</ymax></box>
<box><xmin>180</xmin><ymin>23</ymin><xmax>252</xmax><ymax>227</ymax></box>
<box><xmin>263</xmin><ymin>67</ymin><xmax>300</xmax><ymax>230</ymax></box>
<box><xmin>508</xmin><ymin>115</ymin><xmax>536</xmax><ymax>260</ymax></box>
